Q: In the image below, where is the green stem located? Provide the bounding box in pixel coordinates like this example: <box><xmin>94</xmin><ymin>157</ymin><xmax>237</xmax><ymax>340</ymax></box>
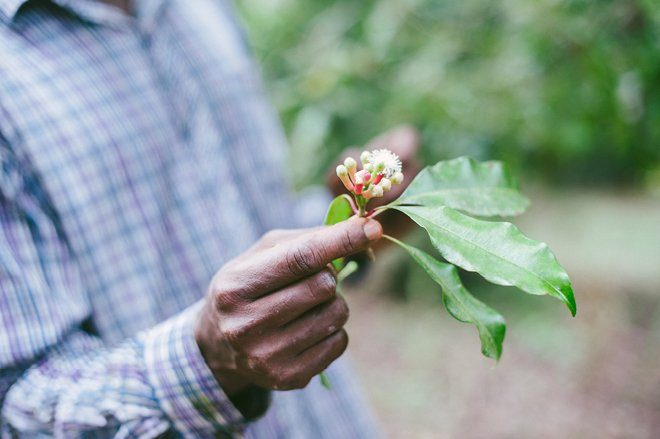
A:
<box><xmin>319</xmin><ymin>372</ymin><xmax>332</xmax><ymax>389</ymax></box>
<box><xmin>368</xmin><ymin>205</ymin><xmax>392</xmax><ymax>218</ymax></box>
<box><xmin>382</xmin><ymin>233</ymin><xmax>397</xmax><ymax>242</ymax></box>
<box><xmin>354</xmin><ymin>195</ymin><xmax>367</xmax><ymax>217</ymax></box>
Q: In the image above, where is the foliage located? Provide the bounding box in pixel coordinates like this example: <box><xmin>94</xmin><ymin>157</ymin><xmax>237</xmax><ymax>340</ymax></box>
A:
<box><xmin>326</xmin><ymin>156</ymin><xmax>575</xmax><ymax>360</ymax></box>
<box><xmin>237</xmin><ymin>0</ymin><xmax>660</xmax><ymax>189</ymax></box>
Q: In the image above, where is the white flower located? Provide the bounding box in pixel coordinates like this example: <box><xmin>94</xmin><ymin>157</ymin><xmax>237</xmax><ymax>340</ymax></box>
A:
<box><xmin>390</xmin><ymin>171</ymin><xmax>404</xmax><ymax>185</ymax></box>
<box><xmin>368</xmin><ymin>149</ymin><xmax>402</xmax><ymax>178</ymax></box>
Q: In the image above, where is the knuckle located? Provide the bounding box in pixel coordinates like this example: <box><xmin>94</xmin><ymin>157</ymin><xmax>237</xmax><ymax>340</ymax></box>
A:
<box><xmin>276</xmin><ymin>370</ymin><xmax>307</xmax><ymax>390</ymax></box>
<box><xmin>307</xmin><ymin>270</ymin><xmax>336</xmax><ymax>301</ymax></box>
<box><xmin>331</xmin><ymin>297</ymin><xmax>350</xmax><ymax>325</ymax></box>
<box><xmin>326</xmin><ymin>330</ymin><xmax>349</xmax><ymax>362</ymax></box>
<box><xmin>213</xmin><ymin>270</ymin><xmax>261</xmax><ymax>306</ymax></box>
<box><xmin>293</xmin><ymin>375</ymin><xmax>312</xmax><ymax>389</ymax></box>
<box><xmin>318</xmin><ymin>269</ymin><xmax>337</xmax><ymax>293</ymax></box>
<box><xmin>220</xmin><ymin>320</ymin><xmax>252</xmax><ymax>345</ymax></box>
<box><xmin>339</xmin><ymin>228</ymin><xmax>357</xmax><ymax>255</ymax></box>
<box><xmin>221</xmin><ymin>326</ymin><xmax>244</xmax><ymax>345</ymax></box>
<box><xmin>338</xmin><ymin>329</ymin><xmax>349</xmax><ymax>352</ymax></box>
<box><xmin>246</xmin><ymin>351</ymin><xmax>272</xmax><ymax>373</ymax></box>
<box><xmin>213</xmin><ymin>288</ymin><xmax>240</xmax><ymax>312</ymax></box>
<box><xmin>265</xmin><ymin>367</ymin><xmax>288</xmax><ymax>389</ymax></box>
<box><xmin>285</xmin><ymin>244</ymin><xmax>320</xmax><ymax>276</ymax></box>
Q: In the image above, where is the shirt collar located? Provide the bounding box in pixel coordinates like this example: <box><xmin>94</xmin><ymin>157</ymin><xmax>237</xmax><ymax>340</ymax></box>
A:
<box><xmin>0</xmin><ymin>0</ymin><xmax>168</xmax><ymax>29</ymax></box>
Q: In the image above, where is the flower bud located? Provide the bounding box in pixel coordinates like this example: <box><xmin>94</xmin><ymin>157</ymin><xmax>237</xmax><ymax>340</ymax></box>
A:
<box><xmin>344</xmin><ymin>157</ymin><xmax>357</xmax><ymax>182</ymax></box>
<box><xmin>375</xmin><ymin>161</ymin><xmax>385</xmax><ymax>173</ymax></box>
<box><xmin>391</xmin><ymin>172</ymin><xmax>404</xmax><ymax>185</ymax></box>
<box><xmin>355</xmin><ymin>169</ymin><xmax>372</xmax><ymax>185</ymax></box>
<box><xmin>344</xmin><ymin>157</ymin><xmax>357</xmax><ymax>170</ymax></box>
<box><xmin>364</xmin><ymin>184</ymin><xmax>384</xmax><ymax>199</ymax></box>
<box><xmin>363</xmin><ymin>163</ymin><xmax>374</xmax><ymax>173</ymax></box>
<box><xmin>380</xmin><ymin>178</ymin><xmax>392</xmax><ymax>191</ymax></box>
<box><xmin>360</xmin><ymin>150</ymin><xmax>371</xmax><ymax>165</ymax></box>
<box><xmin>336</xmin><ymin>165</ymin><xmax>354</xmax><ymax>191</ymax></box>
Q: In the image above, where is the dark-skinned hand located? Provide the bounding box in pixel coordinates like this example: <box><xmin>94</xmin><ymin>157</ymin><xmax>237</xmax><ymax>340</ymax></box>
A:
<box><xmin>194</xmin><ymin>217</ymin><xmax>382</xmax><ymax>401</ymax></box>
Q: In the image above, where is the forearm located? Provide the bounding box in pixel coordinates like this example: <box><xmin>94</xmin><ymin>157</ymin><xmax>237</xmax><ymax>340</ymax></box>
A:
<box><xmin>1</xmin><ymin>303</ymin><xmax>265</xmax><ymax>438</ymax></box>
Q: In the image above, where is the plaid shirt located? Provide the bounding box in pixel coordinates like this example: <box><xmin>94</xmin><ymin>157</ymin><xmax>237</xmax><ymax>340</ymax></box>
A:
<box><xmin>0</xmin><ymin>0</ymin><xmax>378</xmax><ymax>437</ymax></box>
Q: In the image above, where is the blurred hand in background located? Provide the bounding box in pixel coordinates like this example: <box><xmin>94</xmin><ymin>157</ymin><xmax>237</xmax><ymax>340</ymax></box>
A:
<box><xmin>327</xmin><ymin>124</ymin><xmax>422</xmax><ymax>240</ymax></box>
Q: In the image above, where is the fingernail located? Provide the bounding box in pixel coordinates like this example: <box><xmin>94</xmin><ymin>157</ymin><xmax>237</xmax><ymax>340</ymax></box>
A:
<box><xmin>363</xmin><ymin>220</ymin><xmax>382</xmax><ymax>241</ymax></box>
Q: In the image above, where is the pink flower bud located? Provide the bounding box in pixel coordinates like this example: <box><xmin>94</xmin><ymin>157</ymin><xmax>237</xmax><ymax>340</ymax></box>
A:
<box><xmin>372</xmin><ymin>173</ymin><xmax>384</xmax><ymax>185</ymax></box>
<box><xmin>355</xmin><ymin>169</ymin><xmax>372</xmax><ymax>185</ymax></box>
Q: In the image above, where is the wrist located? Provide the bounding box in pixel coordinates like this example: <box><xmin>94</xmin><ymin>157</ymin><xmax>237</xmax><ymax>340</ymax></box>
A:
<box><xmin>194</xmin><ymin>303</ymin><xmax>253</xmax><ymax>396</ymax></box>
<box><xmin>210</xmin><ymin>368</ymin><xmax>252</xmax><ymax>397</ymax></box>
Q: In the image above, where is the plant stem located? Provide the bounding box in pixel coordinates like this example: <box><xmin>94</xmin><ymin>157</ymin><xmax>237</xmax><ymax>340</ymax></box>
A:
<box><xmin>319</xmin><ymin>371</ymin><xmax>332</xmax><ymax>389</ymax></box>
<box><xmin>354</xmin><ymin>195</ymin><xmax>367</xmax><ymax>217</ymax></box>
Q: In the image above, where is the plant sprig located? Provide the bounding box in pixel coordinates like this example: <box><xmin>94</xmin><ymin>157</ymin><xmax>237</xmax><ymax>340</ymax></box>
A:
<box><xmin>324</xmin><ymin>153</ymin><xmax>576</xmax><ymax>376</ymax></box>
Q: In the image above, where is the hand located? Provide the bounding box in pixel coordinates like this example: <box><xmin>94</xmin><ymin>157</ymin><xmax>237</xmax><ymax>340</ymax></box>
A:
<box><xmin>194</xmin><ymin>217</ymin><xmax>382</xmax><ymax>396</ymax></box>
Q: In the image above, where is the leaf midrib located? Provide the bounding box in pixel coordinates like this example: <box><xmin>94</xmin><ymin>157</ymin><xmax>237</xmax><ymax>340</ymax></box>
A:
<box><xmin>400</xmin><ymin>186</ymin><xmax>524</xmax><ymax>203</ymax></box>
<box><xmin>398</xmin><ymin>206</ymin><xmax>571</xmax><ymax>308</ymax></box>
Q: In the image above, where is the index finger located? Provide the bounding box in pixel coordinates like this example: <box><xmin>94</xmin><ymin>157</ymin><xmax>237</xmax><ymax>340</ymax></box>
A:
<box><xmin>229</xmin><ymin>217</ymin><xmax>382</xmax><ymax>299</ymax></box>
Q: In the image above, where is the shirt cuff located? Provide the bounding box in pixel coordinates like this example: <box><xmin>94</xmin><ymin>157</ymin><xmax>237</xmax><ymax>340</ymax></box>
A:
<box><xmin>142</xmin><ymin>301</ymin><xmax>260</xmax><ymax>437</ymax></box>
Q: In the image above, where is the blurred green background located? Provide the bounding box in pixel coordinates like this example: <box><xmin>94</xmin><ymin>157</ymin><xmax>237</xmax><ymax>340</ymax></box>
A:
<box><xmin>238</xmin><ymin>0</ymin><xmax>660</xmax><ymax>190</ymax></box>
<box><xmin>236</xmin><ymin>0</ymin><xmax>660</xmax><ymax>437</ymax></box>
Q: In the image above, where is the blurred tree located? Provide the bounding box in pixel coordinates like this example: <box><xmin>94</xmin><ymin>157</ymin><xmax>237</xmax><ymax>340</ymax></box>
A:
<box><xmin>236</xmin><ymin>0</ymin><xmax>660</xmax><ymax>189</ymax></box>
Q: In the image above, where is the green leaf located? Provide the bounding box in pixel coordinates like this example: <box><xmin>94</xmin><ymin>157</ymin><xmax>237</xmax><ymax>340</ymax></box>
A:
<box><xmin>394</xmin><ymin>205</ymin><xmax>577</xmax><ymax>316</ymax></box>
<box><xmin>324</xmin><ymin>195</ymin><xmax>355</xmax><ymax>271</ymax></box>
<box><xmin>335</xmin><ymin>260</ymin><xmax>359</xmax><ymax>295</ymax></box>
<box><xmin>395</xmin><ymin>156</ymin><xmax>530</xmax><ymax>217</ymax></box>
<box><xmin>385</xmin><ymin>235</ymin><xmax>506</xmax><ymax>360</ymax></box>
<box><xmin>324</xmin><ymin>194</ymin><xmax>354</xmax><ymax>225</ymax></box>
